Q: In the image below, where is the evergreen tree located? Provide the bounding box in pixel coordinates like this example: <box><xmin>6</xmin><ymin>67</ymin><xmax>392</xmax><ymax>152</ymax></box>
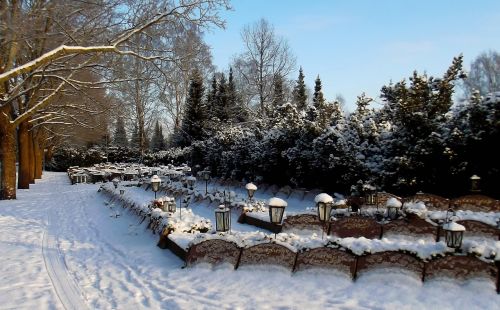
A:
<box><xmin>269</xmin><ymin>74</ymin><xmax>285</xmax><ymax>117</ymax></box>
<box><xmin>215</xmin><ymin>73</ymin><xmax>229</xmax><ymax>122</ymax></box>
<box><xmin>179</xmin><ymin>69</ymin><xmax>207</xmax><ymax>146</ymax></box>
<box><xmin>130</xmin><ymin>124</ymin><xmax>140</xmax><ymax>149</ymax></box>
<box><xmin>113</xmin><ymin>117</ymin><xmax>128</xmax><ymax>147</ymax></box>
<box><xmin>292</xmin><ymin>67</ymin><xmax>307</xmax><ymax>111</ymax></box>
<box><xmin>312</xmin><ymin>75</ymin><xmax>325</xmax><ymax>110</ymax></box>
<box><xmin>206</xmin><ymin>74</ymin><xmax>218</xmax><ymax>117</ymax></box>
<box><xmin>228</xmin><ymin>67</ymin><xmax>248</xmax><ymax>123</ymax></box>
<box><xmin>150</xmin><ymin>120</ymin><xmax>165</xmax><ymax>151</ymax></box>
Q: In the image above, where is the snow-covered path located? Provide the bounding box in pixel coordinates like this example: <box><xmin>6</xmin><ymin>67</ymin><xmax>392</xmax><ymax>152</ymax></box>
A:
<box><xmin>1</xmin><ymin>172</ymin><xmax>499</xmax><ymax>309</ymax></box>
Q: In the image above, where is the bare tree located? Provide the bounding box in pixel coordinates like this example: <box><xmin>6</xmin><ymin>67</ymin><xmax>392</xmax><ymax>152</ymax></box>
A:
<box><xmin>461</xmin><ymin>50</ymin><xmax>500</xmax><ymax>98</ymax></box>
<box><xmin>232</xmin><ymin>18</ymin><xmax>296</xmax><ymax>115</ymax></box>
<box><xmin>0</xmin><ymin>0</ymin><xmax>230</xmax><ymax>199</ymax></box>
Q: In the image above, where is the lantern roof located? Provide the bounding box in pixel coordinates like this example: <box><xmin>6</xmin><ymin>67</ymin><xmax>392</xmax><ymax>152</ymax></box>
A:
<box><xmin>268</xmin><ymin>197</ymin><xmax>287</xmax><ymax>207</ymax></box>
<box><xmin>151</xmin><ymin>175</ymin><xmax>161</xmax><ymax>183</ymax></box>
<box><xmin>315</xmin><ymin>193</ymin><xmax>333</xmax><ymax>203</ymax></box>
<box><xmin>443</xmin><ymin>222</ymin><xmax>466</xmax><ymax>232</ymax></box>
<box><xmin>245</xmin><ymin>182</ymin><xmax>257</xmax><ymax>190</ymax></box>
<box><xmin>470</xmin><ymin>175</ymin><xmax>481</xmax><ymax>180</ymax></box>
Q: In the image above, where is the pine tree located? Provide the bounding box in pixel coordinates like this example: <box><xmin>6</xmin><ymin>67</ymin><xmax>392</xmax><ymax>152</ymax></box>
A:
<box><xmin>270</xmin><ymin>74</ymin><xmax>285</xmax><ymax>116</ymax></box>
<box><xmin>151</xmin><ymin>120</ymin><xmax>165</xmax><ymax>151</ymax></box>
<box><xmin>113</xmin><ymin>117</ymin><xmax>128</xmax><ymax>147</ymax></box>
<box><xmin>312</xmin><ymin>75</ymin><xmax>325</xmax><ymax>110</ymax></box>
<box><xmin>292</xmin><ymin>67</ymin><xmax>307</xmax><ymax>111</ymax></box>
<box><xmin>215</xmin><ymin>73</ymin><xmax>229</xmax><ymax>122</ymax></box>
<box><xmin>206</xmin><ymin>74</ymin><xmax>217</xmax><ymax>117</ymax></box>
<box><xmin>179</xmin><ymin>69</ymin><xmax>207</xmax><ymax>146</ymax></box>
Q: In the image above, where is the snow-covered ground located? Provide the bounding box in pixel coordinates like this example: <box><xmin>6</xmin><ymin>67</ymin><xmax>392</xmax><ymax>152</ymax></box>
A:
<box><xmin>1</xmin><ymin>172</ymin><xmax>499</xmax><ymax>309</ymax></box>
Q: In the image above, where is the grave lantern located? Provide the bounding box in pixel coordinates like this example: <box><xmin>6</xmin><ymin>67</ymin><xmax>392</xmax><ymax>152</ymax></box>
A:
<box><xmin>202</xmin><ymin>170</ymin><xmax>210</xmax><ymax>194</ymax></box>
<box><xmin>215</xmin><ymin>205</ymin><xmax>231</xmax><ymax>233</ymax></box>
<box><xmin>470</xmin><ymin>175</ymin><xmax>481</xmax><ymax>192</ymax></box>
<box><xmin>364</xmin><ymin>186</ymin><xmax>377</xmax><ymax>206</ymax></box>
<box><xmin>187</xmin><ymin>176</ymin><xmax>196</xmax><ymax>189</ymax></box>
<box><xmin>119</xmin><ymin>188</ymin><xmax>125</xmax><ymax>195</ymax></box>
<box><xmin>315</xmin><ymin>193</ymin><xmax>334</xmax><ymax>223</ymax></box>
<box><xmin>386</xmin><ymin>198</ymin><xmax>402</xmax><ymax>220</ymax></box>
<box><xmin>268</xmin><ymin>197</ymin><xmax>287</xmax><ymax>238</ymax></box>
<box><xmin>166</xmin><ymin>198</ymin><xmax>176</xmax><ymax>213</ymax></box>
<box><xmin>442</xmin><ymin>221</ymin><xmax>465</xmax><ymax>250</ymax></box>
<box><xmin>150</xmin><ymin>175</ymin><xmax>161</xmax><ymax>199</ymax></box>
<box><xmin>245</xmin><ymin>182</ymin><xmax>258</xmax><ymax>202</ymax></box>
<box><xmin>112</xmin><ymin>178</ymin><xmax>119</xmax><ymax>189</ymax></box>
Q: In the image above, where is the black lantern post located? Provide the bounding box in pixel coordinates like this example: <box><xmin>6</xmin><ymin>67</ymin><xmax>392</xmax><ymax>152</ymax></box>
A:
<box><xmin>470</xmin><ymin>175</ymin><xmax>481</xmax><ymax>193</ymax></box>
<box><xmin>151</xmin><ymin>175</ymin><xmax>161</xmax><ymax>199</ymax></box>
<box><xmin>315</xmin><ymin>193</ymin><xmax>334</xmax><ymax>239</ymax></box>
<box><xmin>215</xmin><ymin>205</ymin><xmax>231</xmax><ymax>233</ymax></box>
<box><xmin>386</xmin><ymin>198</ymin><xmax>402</xmax><ymax>220</ymax></box>
<box><xmin>268</xmin><ymin>197</ymin><xmax>287</xmax><ymax>238</ymax></box>
<box><xmin>202</xmin><ymin>170</ymin><xmax>210</xmax><ymax>194</ymax></box>
<box><xmin>442</xmin><ymin>221</ymin><xmax>465</xmax><ymax>251</ymax></box>
<box><xmin>245</xmin><ymin>182</ymin><xmax>257</xmax><ymax>203</ymax></box>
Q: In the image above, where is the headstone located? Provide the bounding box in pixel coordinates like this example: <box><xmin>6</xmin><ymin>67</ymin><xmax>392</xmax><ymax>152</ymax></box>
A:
<box><xmin>357</xmin><ymin>251</ymin><xmax>424</xmax><ymax>277</ymax></box>
<box><xmin>295</xmin><ymin>247</ymin><xmax>356</xmax><ymax>277</ymax></box>
<box><xmin>328</xmin><ymin>216</ymin><xmax>381</xmax><ymax>239</ymax></box>
<box><xmin>239</xmin><ymin>243</ymin><xmax>296</xmax><ymax>270</ymax></box>
<box><xmin>186</xmin><ymin>239</ymin><xmax>241</xmax><ymax>267</ymax></box>
<box><xmin>424</xmin><ymin>255</ymin><xmax>497</xmax><ymax>282</ymax></box>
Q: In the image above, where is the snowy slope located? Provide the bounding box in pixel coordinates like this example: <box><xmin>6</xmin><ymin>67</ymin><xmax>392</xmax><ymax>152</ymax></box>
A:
<box><xmin>0</xmin><ymin>172</ymin><xmax>499</xmax><ymax>309</ymax></box>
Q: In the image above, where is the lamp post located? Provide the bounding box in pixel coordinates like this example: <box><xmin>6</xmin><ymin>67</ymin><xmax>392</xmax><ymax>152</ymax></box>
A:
<box><xmin>268</xmin><ymin>197</ymin><xmax>287</xmax><ymax>238</ymax></box>
<box><xmin>202</xmin><ymin>170</ymin><xmax>210</xmax><ymax>194</ymax></box>
<box><xmin>215</xmin><ymin>205</ymin><xmax>231</xmax><ymax>233</ymax></box>
<box><xmin>470</xmin><ymin>175</ymin><xmax>481</xmax><ymax>193</ymax></box>
<box><xmin>245</xmin><ymin>182</ymin><xmax>257</xmax><ymax>203</ymax></box>
<box><xmin>151</xmin><ymin>175</ymin><xmax>161</xmax><ymax>199</ymax></box>
<box><xmin>315</xmin><ymin>193</ymin><xmax>334</xmax><ymax>239</ymax></box>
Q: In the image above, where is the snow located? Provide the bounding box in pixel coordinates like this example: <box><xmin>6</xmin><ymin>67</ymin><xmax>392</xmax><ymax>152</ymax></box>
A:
<box><xmin>1</xmin><ymin>172</ymin><xmax>500</xmax><ymax>309</ymax></box>
<box><xmin>245</xmin><ymin>182</ymin><xmax>257</xmax><ymax>190</ymax></box>
<box><xmin>150</xmin><ymin>174</ymin><xmax>161</xmax><ymax>183</ymax></box>
<box><xmin>386</xmin><ymin>197</ymin><xmax>402</xmax><ymax>208</ymax></box>
<box><xmin>314</xmin><ymin>193</ymin><xmax>333</xmax><ymax>203</ymax></box>
<box><xmin>443</xmin><ymin>222</ymin><xmax>466</xmax><ymax>232</ymax></box>
<box><xmin>268</xmin><ymin>197</ymin><xmax>287</xmax><ymax>207</ymax></box>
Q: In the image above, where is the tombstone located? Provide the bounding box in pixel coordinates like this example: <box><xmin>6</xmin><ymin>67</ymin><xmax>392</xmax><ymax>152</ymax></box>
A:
<box><xmin>186</xmin><ymin>239</ymin><xmax>241</xmax><ymax>268</ymax></box>
<box><xmin>295</xmin><ymin>247</ymin><xmax>357</xmax><ymax>277</ymax></box>
<box><xmin>328</xmin><ymin>216</ymin><xmax>382</xmax><ymax>239</ymax></box>
<box><xmin>239</xmin><ymin>243</ymin><xmax>296</xmax><ymax>270</ymax></box>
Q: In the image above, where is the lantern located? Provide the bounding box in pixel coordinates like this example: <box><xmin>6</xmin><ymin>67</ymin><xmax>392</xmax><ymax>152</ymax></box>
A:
<box><xmin>470</xmin><ymin>175</ymin><xmax>481</xmax><ymax>192</ymax></box>
<box><xmin>150</xmin><ymin>175</ymin><xmax>161</xmax><ymax>199</ymax></box>
<box><xmin>166</xmin><ymin>198</ymin><xmax>176</xmax><ymax>213</ymax></box>
<box><xmin>268</xmin><ymin>197</ymin><xmax>287</xmax><ymax>238</ymax></box>
<box><xmin>245</xmin><ymin>182</ymin><xmax>258</xmax><ymax>202</ymax></box>
<box><xmin>215</xmin><ymin>205</ymin><xmax>231</xmax><ymax>233</ymax></box>
<box><xmin>442</xmin><ymin>221</ymin><xmax>465</xmax><ymax>250</ymax></box>
<box><xmin>315</xmin><ymin>193</ymin><xmax>334</xmax><ymax>223</ymax></box>
<box><xmin>202</xmin><ymin>170</ymin><xmax>210</xmax><ymax>194</ymax></box>
<box><xmin>187</xmin><ymin>176</ymin><xmax>196</xmax><ymax>189</ymax></box>
<box><xmin>112</xmin><ymin>178</ymin><xmax>119</xmax><ymax>189</ymax></box>
<box><xmin>364</xmin><ymin>186</ymin><xmax>377</xmax><ymax>206</ymax></box>
<box><xmin>119</xmin><ymin>188</ymin><xmax>125</xmax><ymax>195</ymax></box>
<box><xmin>385</xmin><ymin>198</ymin><xmax>402</xmax><ymax>220</ymax></box>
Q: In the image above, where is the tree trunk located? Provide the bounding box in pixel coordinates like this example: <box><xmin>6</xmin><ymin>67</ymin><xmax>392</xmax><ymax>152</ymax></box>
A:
<box><xmin>34</xmin><ymin>137</ymin><xmax>43</xmax><ymax>179</ymax></box>
<box><xmin>0</xmin><ymin>113</ymin><xmax>17</xmax><ymax>200</ymax></box>
<box><xmin>17</xmin><ymin>120</ymin><xmax>30</xmax><ymax>189</ymax></box>
<box><xmin>29</xmin><ymin>126</ymin><xmax>35</xmax><ymax>183</ymax></box>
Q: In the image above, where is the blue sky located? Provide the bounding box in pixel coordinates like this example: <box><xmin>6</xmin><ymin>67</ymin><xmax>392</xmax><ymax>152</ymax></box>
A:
<box><xmin>204</xmin><ymin>0</ymin><xmax>500</xmax><ymax>112</ymax></box>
